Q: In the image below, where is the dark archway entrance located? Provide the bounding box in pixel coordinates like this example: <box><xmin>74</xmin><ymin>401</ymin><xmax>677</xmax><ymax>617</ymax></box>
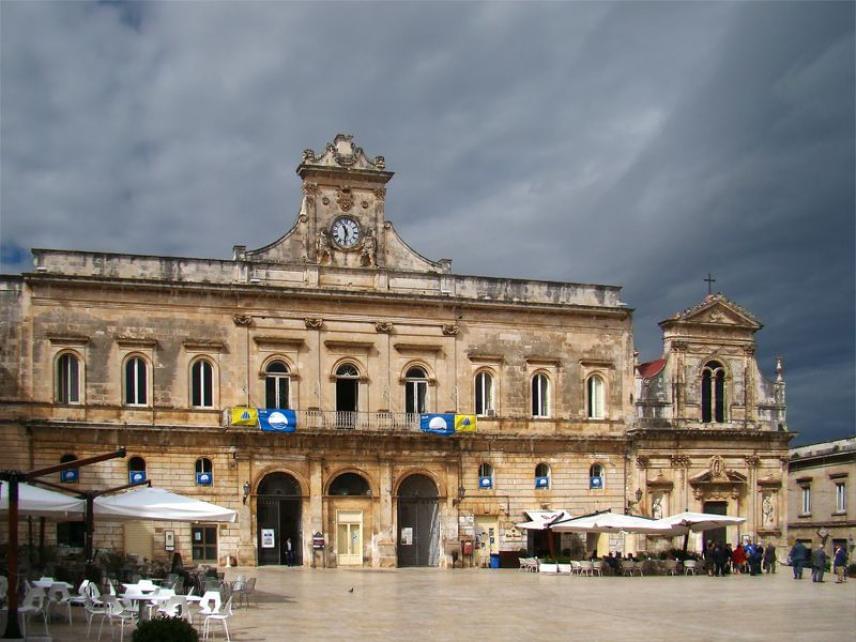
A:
<box><xmin>256</xmin><ymin>472</ymin><xmax>302</xmax><ymax>566</ymax></box>
<box><xmin>702</xmin><ymin>501</ymin><xmax>728</xmax><ymax>548</ymax></box>
<box><xmin>397</xmin><ymin>474</ymin><xmax>440</xmax><ymax>567</ymax></box>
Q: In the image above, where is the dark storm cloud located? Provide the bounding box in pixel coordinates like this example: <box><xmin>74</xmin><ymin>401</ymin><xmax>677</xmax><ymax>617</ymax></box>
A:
<box><xmin>1</xmin><ymin>1</ymin><xmax>852</xmax><ymax>442</ymax></box>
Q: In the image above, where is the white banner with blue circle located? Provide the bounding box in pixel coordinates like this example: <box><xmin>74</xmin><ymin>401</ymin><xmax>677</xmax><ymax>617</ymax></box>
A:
<box><xmin>258</xmin><ymin>409</ymin><xmax>297</xmax><ymax>433</ymax></box>
<box><xmin>419</xmin><ymin>413</ymin><xmax>455</xmax><ymax>436</ymax></box>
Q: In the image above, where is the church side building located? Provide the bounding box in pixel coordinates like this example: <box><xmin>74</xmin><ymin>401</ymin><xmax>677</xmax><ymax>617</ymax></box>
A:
<box><xmin>0</xmin><ymin>134</ymin><xmax>793</xmax><ymax>567</ymax></box>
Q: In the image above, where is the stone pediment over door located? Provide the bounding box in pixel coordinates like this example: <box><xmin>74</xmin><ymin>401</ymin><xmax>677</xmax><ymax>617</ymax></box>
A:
<box><xmin>661</xmin><ymin>294</ymin><xmax>762</xmax><ymax>332</ymax></box>
<box><xmin>689</xmin><ymin>465</ymin><xmax>748</xmax><ymax>502</ymax></box>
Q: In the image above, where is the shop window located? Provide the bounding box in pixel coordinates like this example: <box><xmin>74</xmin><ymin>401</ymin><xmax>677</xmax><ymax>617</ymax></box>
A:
<box><xmin>192</xmin><ymin>525</ymin><xmax>218</xmax><ymax>562</ymax></box>
<box><xmin>195</xmin><ymin>457</ymin><xmax>213</xmax><ymax>486</ymax></box>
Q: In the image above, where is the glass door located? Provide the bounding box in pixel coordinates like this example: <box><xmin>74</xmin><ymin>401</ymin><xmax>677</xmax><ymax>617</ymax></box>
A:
<box><xmin>336</xmin><ymin>510</ymin><xmax>363</xmax><ymax>566</ymax></box>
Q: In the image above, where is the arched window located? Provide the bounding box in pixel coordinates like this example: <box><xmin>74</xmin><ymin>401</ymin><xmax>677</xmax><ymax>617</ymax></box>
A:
<box><xmin>129</xmin><ymin>456</ymin><xmax>147</xmax><ymax>484</ymax></box>
<box><xmin>191</xmin><ymin>358</ymin><xmax>214</xmax><ymax>408</ymax></box>
<box><xmin>531</xmin><ymin>373</ymin><xmax>550</xmax><ymax>418</ymax></box>
<box><xmin>56</xmin><ymin>353</ymin><xmax>80</xmax><ymax>404</ymax></box>
<box><xmin>475</xmin><ymin>371</ymin><xmax>494</xmax><ymax>416</ymax></box>
<box><xmin>195</xmin><ymin>457</ymin><xmax>213</xmax><ymax>486</ymax></box>
<box><xmin>701</xmin><ymin>361</ymin><xmax>726</xmax><ymax>423</ymax></box>
<box><xmin>535</xmin><ymin>463</ymin><xmax>550</xmax><ymax>489</ymax></box>
<box><xmin>335</xmin><ymin>363</ymin><xmax>360</xmax><ymax>427</ymax></box>
<box><xmin>124</xmin><ymin>356</ymin><xmax>148</xmax><ymax>406</ymax></box>
<box><xmin>478</xmin><ymin>463</ymin><xmax>493</xmax><ymax>490</ymax></box>
<box><xmin>60</xmin><ymin>453</ymin><xmax>79</xmax><ymax>483</ymax></box>
<box><xmin>589</xmin><ymin>463</ymin><xmax>604</xmax><ymax>489</ymax></box>
<box><xmin>329</xmin><ymin>472</ymin><xmax>371</xmax><ymax>496</ymax></box>
<box><xmin>265</xmin><ymin>361</ymin><xmax>291</xmax><ymax>409</ymax></box>
<box><xmin>404</xmin><ymin>366</ymin><xmax>428</xmax><ymax>414</ymax></box>
<box><xmin>587</xmin><ymin>375</ymin><xmax>605</xmax><ymax>419</ymax></box>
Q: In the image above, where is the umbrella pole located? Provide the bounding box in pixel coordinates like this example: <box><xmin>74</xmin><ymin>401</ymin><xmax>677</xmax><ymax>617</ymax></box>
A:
<box><xmin>39</xmin><ymin>516</ymin><xmax>46</xmax><ymax>569</ymax></box>
<box><xmin>682</xmin><ymin>532</ymin><xmax>689</xmax><ymax>555</ymax></box>
<box><xmin>3</xmin><ymin>477</ymin><xmax>24</xmax><ymax>639</ymax></box>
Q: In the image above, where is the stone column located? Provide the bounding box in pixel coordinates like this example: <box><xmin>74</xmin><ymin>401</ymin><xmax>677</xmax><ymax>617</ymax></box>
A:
<box><xmin>308</xmin><ymin>457</ymin><xmax>324</xmax><ymax>567</ymax></box>
<box><xmin>236</xmin><ymin>458</ymin><xmax>255</xmax><ymax>565</ymax></box>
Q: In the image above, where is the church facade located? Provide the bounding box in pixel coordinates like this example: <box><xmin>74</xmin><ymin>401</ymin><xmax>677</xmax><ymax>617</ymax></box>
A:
<box><xmin>0</xmin><ymin>134</ymin><xmax>792</xmax><ymax>568</ymax></box>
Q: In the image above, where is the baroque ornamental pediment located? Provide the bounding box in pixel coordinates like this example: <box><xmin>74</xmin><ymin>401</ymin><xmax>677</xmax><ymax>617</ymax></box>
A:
<box><xmin>299</xmin><ymin>133</ymin><xmax>388</xmax><ymax>173</ymax></box>
<box><xmin>661</xmin><ymin>294</ymin><xmax>762</xmax><ymax>331</ymax></box>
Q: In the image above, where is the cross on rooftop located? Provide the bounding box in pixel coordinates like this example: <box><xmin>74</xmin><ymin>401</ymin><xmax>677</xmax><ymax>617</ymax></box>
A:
<box><xmin>705</xmin><ymin>273</ymin><xmax>716</xmax><ymax>295</ymax></box>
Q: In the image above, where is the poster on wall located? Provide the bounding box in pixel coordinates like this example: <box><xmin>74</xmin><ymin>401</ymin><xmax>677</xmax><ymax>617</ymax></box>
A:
<box><xmin>400</xmin><ymin>527</ymin><xmax>413</xmax><ymax>545</ymax></box>
<box><xmin>261</xmin><ymin>529</ymin><xmax>276</xmax><ymax>549</ymax></box>
<box><xmin>164</xmin><ymin>530</ymin><xmax>175</xmax><ymax>552</ymax></box>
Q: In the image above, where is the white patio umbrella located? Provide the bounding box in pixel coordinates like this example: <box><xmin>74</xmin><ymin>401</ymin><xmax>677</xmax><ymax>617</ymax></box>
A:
<box><xmin>516</xmin><ymin>510</ymin><xmax>573</xmax><ymax>531</ymax></box>
<box><xmin>653</xmin><ymin>511</ymin><xmax>745</xmax><ymax>534</ymax></box>
<box><xmin>552</xmin><ymin>510</ymin><xmax>673</xmax><ymax>535</ymax></box>
<box><xmin>0</xmin><ymin>482</ymin><xmax>85</xmax><ymax>518</ymax></box>
<box><xmin>94</xmin><ymin>486</ymin><xmax>237</xmax><ymax>523</ymax></box>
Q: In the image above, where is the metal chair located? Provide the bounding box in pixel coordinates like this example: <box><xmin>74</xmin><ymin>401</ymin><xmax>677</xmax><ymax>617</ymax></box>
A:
<box><xmin>98</xmin><ymin>595</ymin><xmax>136</xmax><ymax>642</ymax></box>
<box><xmin>18</xmin><ymin>586</ymin><xmax>49</xmax><ymax>639</ymax></box>
<box><xmin>243</xmin><ymin>578</ymin><xmax>256</xmax><ymax>608</ymax></box>
<box><xmin>47</xmin><ymin>583</ymin><xmax>75</xmax><ymax>624</ymax></box>
<box><xmin>85</xmin><ymin>592</ymin><xmax>109</xmax><ymax>638</ymax></box>
<box><xmin>195</xmin><ymin>590</ymin><xmax>222</xmax><ymax>626</ymax></box>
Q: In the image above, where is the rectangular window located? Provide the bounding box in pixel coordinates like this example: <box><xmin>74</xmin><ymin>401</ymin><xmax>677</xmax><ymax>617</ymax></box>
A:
<box><xmin>57</xmin><ymin>521</ymin><xmax>86</xmax><ymax>548</ymax></box>
<box><xmin>192</xmin><ymin>525</ymin><xmax>218</xmax><ymax>562</ymax></box>
<box><xmin>835</xmin><ymin>483</ymin><xmax>846</xmax><ymax>513</ymax></box>
<box><xmin>801</xmin><ymin>486</ymin><xmax>811</xmax><ymax>514</ymax></box>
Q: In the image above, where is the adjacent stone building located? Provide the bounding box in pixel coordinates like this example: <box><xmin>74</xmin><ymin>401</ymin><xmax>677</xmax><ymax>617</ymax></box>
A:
<box><xmin>0</xmin><ymin>134</ymin><xmax>793</xmax><ymax>568</ymax></box>
<box><xmin>788</xmin><ymin>437</ymin><xmax>855</xmax><ymax>556</ymax></box>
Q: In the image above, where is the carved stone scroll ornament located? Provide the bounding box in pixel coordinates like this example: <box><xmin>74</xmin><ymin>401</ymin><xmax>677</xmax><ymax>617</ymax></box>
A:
<box><xmin>744</xmin><ymin>455</ymin><xmax>761</xmax><ymax>469</ymax></box>
<box><xmin>337</xmin><ymin>187</ymin><xmax>355</xmax><ymax>212</ymax></box>
<box><xmin>302</xmin><ymin>181</ymin><xmax>319</xmax><ymax>196</ymax></box>
<box><xmin>670</xmin><ymin>455</ymin><xmax>691</xmax><ymax>469</ymax></box>
<box><xmin>233</xmin><ymin>315</ymin><xmax>253</xmax><ymax>327</ymax></box>
<box><xmin>374</xmin><ymin>321</ymin><xmax>394</xmax><ymax>334</ymax></box>
<box><xmin>304</xmin><ymin>318</ymin><xmax>324</xmax><ymax>330</ymax></box>
<box><xmin>373</xmin><ymin>187</ymin><xmax>386</xmax><ymax>201</ymax></box>
<box><xmin>635</xmin><ymin>456</ymin><xmax>650</xmax><ymax>470</ymax></box>
<box><xmin>441</xmin><ymin>323</ymin><xmax>460</xmax><ymax>337</ymax></box>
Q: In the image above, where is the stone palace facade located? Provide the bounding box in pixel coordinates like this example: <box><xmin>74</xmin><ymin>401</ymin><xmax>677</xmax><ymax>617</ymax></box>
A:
<box><xmin>0</xmin><ymin>134</ymin><xmax>792</xmax><ymax>567</ymax></box>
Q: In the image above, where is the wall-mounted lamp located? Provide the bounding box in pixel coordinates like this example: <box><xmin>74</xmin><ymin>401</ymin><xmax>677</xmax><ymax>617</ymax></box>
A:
<box><xmin>228</xmin><ymin>446</ymin><xmax>238</xmax><ymax>469</ymax></box>
<box><xmin>242</xmin><ymin>481</ymin><xmax>251</xmax><ymax>505</ymax></box>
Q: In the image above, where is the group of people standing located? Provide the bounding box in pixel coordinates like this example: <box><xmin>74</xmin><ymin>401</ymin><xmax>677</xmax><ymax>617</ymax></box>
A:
<box><xmin>788</xmin><ymin>541</ymin><xmax>849</xmax><ymax>583</ymax></box>
<box><xmin>703</xmin><ymin>541</ymin><xmax>776</xmax><ymax>576</ymax></box>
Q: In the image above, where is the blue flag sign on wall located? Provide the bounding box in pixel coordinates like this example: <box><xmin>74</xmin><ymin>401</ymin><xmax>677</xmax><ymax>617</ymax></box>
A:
<box><xmin>60</xmin><ymin>469</ymin><xmax>79</xmax><ymax>483</ymax></box>
<box><xmin>590</xmin><ymin>476</ymin><xmax>603</xmax><ymax>489</ymax></box>
<box><xmin>129</xmin><ymin>471</ymin><xmax>146</xmax><ymax>484</ymax></box>
<box><xmin>258</xmin><ymin>409</ymin><xmax>297</xmax><ymax>433</ymax></box>
<box><xmin>196</xmin><ymin>472</ymin><xmax>213</xmax><ymax>486</ymax></box>
<box><xmin>478</xmin><ymin>476</ymin><xmax>493</xmax><ymax>489</ymax></box>
<box><xmin>535</xmin><ymin>476</ymin><xmax>549</xmax><ymax>489</ymax></box>
<box><xmin>419</xmin><ymin>413</ymin><xmax>455</xmax><ymax>436</ymax></box>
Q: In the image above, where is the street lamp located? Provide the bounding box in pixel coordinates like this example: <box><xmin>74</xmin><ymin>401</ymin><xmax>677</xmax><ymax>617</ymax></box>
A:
<box><xmin>242</xmin><ymin>481</ymin><xmax>251</xmax><ymax>505</ymax></box>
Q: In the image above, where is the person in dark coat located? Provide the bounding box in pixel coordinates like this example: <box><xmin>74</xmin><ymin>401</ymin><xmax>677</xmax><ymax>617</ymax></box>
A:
<box><xmin>749</xmin><ymin>545</ymin><xmax>763</xmax><ymax>576</ymax></box>
<box><xmin>790</xmin><ymin>540</ymin><xmax>808</xmax><ymax>579</ymax></box>
<box><xmin>833</xmin><ymin>544</ymin><xmax>847</xmax><ymax>583</ymax></box>
<box><xmin>763</xmin><ymin>543</ymin><xmax>777</xmax><ymax>574</ymax></box>
<box><xmin>713</xmin><ymin>543</ymin><xmax>728</xmax><ymax>577</ymax></box>
<box><xmin>811</xmin><ymin>544</ymin><xmax>827</xmax><ymax>583</ymax></box>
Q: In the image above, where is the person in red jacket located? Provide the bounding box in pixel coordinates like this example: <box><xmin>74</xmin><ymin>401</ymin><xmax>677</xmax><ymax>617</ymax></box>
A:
<box><xmin>732</xmin><ymin>544</ymin><xmax>747</xmax><ymax>574</ymax></box>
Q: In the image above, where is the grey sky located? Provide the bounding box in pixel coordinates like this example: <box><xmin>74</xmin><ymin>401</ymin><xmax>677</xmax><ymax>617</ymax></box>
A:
<box><xmin>1</xmin><ymin>1</ymin><xmax>853</xmax><ymax>443</ymax></box>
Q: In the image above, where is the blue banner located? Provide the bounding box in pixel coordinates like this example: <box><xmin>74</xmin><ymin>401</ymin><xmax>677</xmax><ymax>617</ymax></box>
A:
<box><xmin>419</xmin><ymin>413</ymin><xmax>455</xmax><ymax>436</ymax></box>
<box><xmin>259</xmin><ymin>409</ymin><xmax>297</xmax><ymax>433</ymax></box>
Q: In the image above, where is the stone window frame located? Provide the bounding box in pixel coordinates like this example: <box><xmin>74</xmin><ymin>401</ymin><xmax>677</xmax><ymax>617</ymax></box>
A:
<box><xmin>834</xmin><ymin>480</ymin><xmax>846</xmax><ymax>514</ymax></box>
<box><xmin>54</xmin><ymin>349</ymin><xmax>83</xmax><ymax>405</ymax></box>
<box><xmin>262</xmin><ymin>356</ymin><xmax>294</xmax><ymax>410</ymax></box>
<box><xmin>589</xmin><ymin>462</ymin><xmax>606</xmax><ymax>490</ymax></box>
<box><xmin>535</xmin><ymin>462</ymin><xmax>551</xmax><ymax>489</ymax></box>
<box><xmin>128</xmin><ymin>455</ymin><xmax>147</xmax><ymax>484</ymax></box>
<box><xmin>122</xmin><ymin>353</ymin><xmax>151</xmax><ymax>407</ymax></box>
<box><xmin>799</xmin><ymin>483</ymin><xmax>811</xmax><ymax>516</ymax></box>
<box><xmin>400</xmin><ymin>361</ymin><xmax>434</xmax><ymax>415</ymax></box>
<box><xmin>195</xmin><ymin>457</ymin><xmax>213</xmax><ymax>486</ymax></box>
<box><xmin>59</xmin><ymin>453</ymin><xmax>79</xmax><ymax>484</ymax></box>
<box><xmin>700</xmin><ymin>358</ymin><xmax>730</xmax><ymax>424</ymax></box>
<box><xmin>530</xmin><ymin>371</ymin><xmax>551</xmax><ymax>418</ymax></box>
<box><xmin>330</xmin><ymin>358</ymin><xmax>368</xmax><ymax>415</ymax></box>
<box><xmin>478</xmin><ymin>462</ymin><xmax>494</xmax><ymax>490</ymax></box>
<box><xmin>474</xmin><ymin>368</ymin><xmax>497</xmax><ymax>417</ymax></box>
<box><xmin>585</xmin><ymin>372</ymin><xmax>607</xmax><ymax>420</ymax></box>
<box><xmin>189</xmin><ymin>356</ymin><xmax>217</xmax><ymax>409</ymax></box>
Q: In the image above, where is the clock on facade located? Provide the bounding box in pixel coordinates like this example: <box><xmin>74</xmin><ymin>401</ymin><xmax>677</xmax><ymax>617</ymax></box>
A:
<box><xmin>331</xmin><ymin>216</ymin><xmax>362</xmax><ymax>249</ymax></box>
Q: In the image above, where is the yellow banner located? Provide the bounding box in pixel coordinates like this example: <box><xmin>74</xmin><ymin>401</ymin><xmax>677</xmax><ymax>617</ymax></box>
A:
<box><xmin>230</xmin><ymin>407</ymin><xmax>259</xmax><ymax>427</ymax></box>
<box><xmin>455</xmin><ymin>414</ymin><xmax>477</xmax><ymax>433</ymax></box>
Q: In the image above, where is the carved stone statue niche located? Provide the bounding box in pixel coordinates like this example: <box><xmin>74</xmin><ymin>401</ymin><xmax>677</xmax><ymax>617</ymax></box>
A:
<box><xmin>317</xmin><ymin>229</ymin><xmax>332</xmax><ymax>265</ymax></box>
<box><xmin>361</xmin><ymin>228</ymin><xmax>377</xmax><ymax>267</ymax></box>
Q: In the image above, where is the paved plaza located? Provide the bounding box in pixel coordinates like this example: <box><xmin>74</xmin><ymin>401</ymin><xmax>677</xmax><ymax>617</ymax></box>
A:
<box><xmin>37</xmin><ymin>566</ymin><xmax>856</xmax><ymax>641</ymax></box>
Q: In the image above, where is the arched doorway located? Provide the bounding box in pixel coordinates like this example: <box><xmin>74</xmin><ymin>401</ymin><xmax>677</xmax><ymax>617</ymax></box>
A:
<box><xmin>329</xmin><ymin>472</ymin><xmax>371</xmax><ymax>566</ymax></box>
<box><xmin>256</xmin><ymin>472</ymin><xmax>302</xmax><ymax>566</ymax></box>
<box><xmin>397</xmin><ymin>474</ymin><xmax>440</xmax><ymax>567</ymax></box>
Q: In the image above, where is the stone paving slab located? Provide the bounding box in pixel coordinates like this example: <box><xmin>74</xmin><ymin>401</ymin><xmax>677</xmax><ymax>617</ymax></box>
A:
<box><xmin>37</xmin><ymin>567</ymin><xmax>856</xmax><ymax>641</ymax></box>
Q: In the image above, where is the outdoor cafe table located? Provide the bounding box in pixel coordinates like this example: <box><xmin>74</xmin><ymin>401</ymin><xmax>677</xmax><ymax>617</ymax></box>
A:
<box><xmin>120</xmin><ymin>589</ymin><xmax>170</xmax><ymax>621</ymax></box>
<box><xmin>32</xmin><ymin>579</ymin><xmax>73</xmax><ymax>590</ymax></box>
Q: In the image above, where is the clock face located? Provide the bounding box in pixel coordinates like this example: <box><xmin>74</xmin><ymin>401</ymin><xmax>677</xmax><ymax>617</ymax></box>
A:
<box><xmin>331</xmin><ymin>216</ymin><xmax>362</xmax><ymax>248</ymax></box>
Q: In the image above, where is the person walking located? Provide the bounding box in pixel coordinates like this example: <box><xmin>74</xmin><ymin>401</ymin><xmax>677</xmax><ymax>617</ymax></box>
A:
<box><xmin>811</xmin><ymin>544</ymin><xmax>827</xmax><ymax>583</ymax></box>
<box><xmin>833</xmin><ymin>544</ymin><xmax>848</xmax><ymax>584</ymax></box>
<box><xmin>763</xmin><ymin>542</ymin><xmax>777</xmax><ymax>574</ymax></box>
<box><xmin>714</xmin><ymin>543</ymin><xmax>728</xmax><ymax>577</ymax></box>
<box><xmin>789</xmin><ymin>540</ymin><xmax>808</xmax><ymax>579</ymax></box>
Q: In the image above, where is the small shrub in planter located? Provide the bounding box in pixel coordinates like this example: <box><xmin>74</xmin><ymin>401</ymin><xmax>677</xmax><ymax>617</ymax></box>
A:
<box><xmin>132</xmin><ymin>617</ymin><xmax>199</xmax><ymax>642</ymax></box>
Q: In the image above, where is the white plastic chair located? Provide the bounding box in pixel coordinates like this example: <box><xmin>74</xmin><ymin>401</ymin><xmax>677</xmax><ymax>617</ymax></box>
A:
<box><xmin>195</xmin><ymin>590</ymin><xmax>222</xmax><ymax>626</ymax></box>
<box><xmin>579</xmin><ymin>560</ymin><xmax>594</xmax><ymax>576</ymax></box>
<box><xmin>85</xmin><ymin>592</ymin><xmax>109</xmax><ymax>638</ymax></box>
<box><xmin>68</xmin><ymin>579</ymin><xmax>91</xmax><ymax>608</ymax></box>
<box><xmin>19</xmin><ymin>586</ymin><xmax>49</xmax><ymax>639</ymax></box>
<box><xmin>98</xmin><ymin>595</ymin><xmax>136</xmax><ymax>642</ymax></box>
<box><xmin>47</xmin><ymin>583</ymin><xmax>75</xmax><ymax>624</ymax></box>
<box><xmin>203</xmin><ymin>596</ymin><xmax>234</xmax><ymax>641</ymax></box>
<box><xmin>684</xmin><ymin>560</ymin><xmax>698</xmax><ymax>575</ymax></box>
<box><xmin>243</xmin><ymin>578</ymin><xmax>256</xmax><ymax>607</ymax></box>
